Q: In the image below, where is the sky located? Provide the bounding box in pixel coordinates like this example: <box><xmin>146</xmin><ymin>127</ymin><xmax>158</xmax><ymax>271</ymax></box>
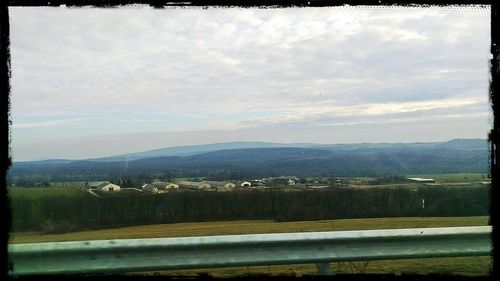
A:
<box><xmin>9</xmin><ymin>6</ymin><xmax>492</xmax><ymax>161</ymax></box>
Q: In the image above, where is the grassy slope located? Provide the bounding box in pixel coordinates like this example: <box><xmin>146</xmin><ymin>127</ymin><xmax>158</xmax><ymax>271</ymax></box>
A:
<box><xmin>9</xmin><ymin>216</ymin><xmax>491</xmax><ymax>276</ymax></box>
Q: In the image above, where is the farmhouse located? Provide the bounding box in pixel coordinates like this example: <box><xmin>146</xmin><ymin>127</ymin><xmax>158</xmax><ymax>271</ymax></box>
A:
<box><xmin>198</xmin><ymin>182</ymin><xmax>211</xmax><ymax>190</ymax></box>
<box><xmin>177</xmin><ymin>181</ymin><xmax>212</xmax><ymax>190</ymax></box>
<box><xmin>100</xmin><ymin>183</ymin><xmax>120</xmax><ymax>192</ymax></box>
<box><xmin>153</xmin><ymin>182</ymin><xmax>179</xmax><ymax>190</ymax></box>
<box><xmin>264</xmin><ymin>177</ymin><xmax>298</xmax><ymax>187</ymax></box>
<box><xmin>250</xmin><ymin>180</ymin><xmax>264</xmax><ymax>187</ymax></box>
<box><xmin>406</xmin><ymin>177</ymin><xmax>436</xmax><ymax>183</ymax></box>
<box><xmin>87</xmin><ymin>181</ymin><xmax>107</xmax><ymax>189</ymax></box>
<box><xmin>240</xmin><ymin>181</ymin><xmax>252</xmax><ymax>187</ymax></box>
<box><xmin>87</xmin><ymin>181</ymin><xmax>121</xmax><ymax>192</ymax></box>
<box><xmin>205</xmin><ymin>181</ymin><xmax>236</xmax><ymax>192</ymax></box>
<box><xmin>141</xmin><ymin>184</ymin><xmax>159</xmax><ymax>193</ymax></box>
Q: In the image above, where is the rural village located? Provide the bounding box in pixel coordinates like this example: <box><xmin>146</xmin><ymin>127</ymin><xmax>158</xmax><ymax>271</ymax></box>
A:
<box><xmin>70</xmin><ymin>176</ymin><xmax>452</xmax><ymax>197</ymax></box>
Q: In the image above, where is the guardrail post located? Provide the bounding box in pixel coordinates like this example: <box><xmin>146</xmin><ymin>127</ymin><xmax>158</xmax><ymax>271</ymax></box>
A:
<box><xmin>317</xmin><ymin>262</ymin><xmax>333</xmax><ymax>275</ymax></box>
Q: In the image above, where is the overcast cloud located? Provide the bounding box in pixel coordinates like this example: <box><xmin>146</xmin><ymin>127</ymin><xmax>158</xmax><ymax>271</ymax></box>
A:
<box><xmin>9</xmin><ymin>6</ymin><xmax>491</xmax><ymax>161</ymax></box>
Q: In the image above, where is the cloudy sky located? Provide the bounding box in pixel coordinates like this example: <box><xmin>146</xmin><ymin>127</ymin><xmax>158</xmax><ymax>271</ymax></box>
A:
<box><xmin>9</xmin><ymin>6</ymin><xmax>491</xmax><ymax>161</ymax></box>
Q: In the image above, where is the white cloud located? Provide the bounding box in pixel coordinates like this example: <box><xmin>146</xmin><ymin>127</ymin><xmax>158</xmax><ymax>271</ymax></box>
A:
<box><xmin>12</xmin><ymin>118</ymin><xmax>82</xmax><ymax>129</ymax></box>
<box><xmin>201</xmin><ymin>96</ymin><xmax>489</xmax><ymax>132</ymax></box>
<box><xmin>8</xmin><ymin>6</ymin><xmax>491</xmax><ymax>160</ymax></box>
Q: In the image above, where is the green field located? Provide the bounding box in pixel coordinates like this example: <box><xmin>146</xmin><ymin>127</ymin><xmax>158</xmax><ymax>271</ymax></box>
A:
<box><xmin>49</xmin><ymin>181</ymin><xmax>86</xmax><ymax>187</ymax></box>
<box><xmin>8</xmin><ymin>186</ymin><xmax>144</xmax><ymax>200</ymax></box>
<box><xmin>353</xmin><ymin>183</ymin><xmax>422</xmax><ymax>189</ymax></box>
<box><xmin>7</xmin><ymin>187</ymin><xmax>91</xmax><ymax>199</ymax></box>
<box><xmin>407</xmin><ymin>173</ymin><xmax>489</xmax><ymax>183</ymax></box>
<box><xmin>9</xmin><ymin>216</ymin><xmax>490</xmax><ymax>276</ymax></box>
<box><xmin>355</xmin><ymin>182</ymin><xmax>487</xmax><ymax>189</ymax></box>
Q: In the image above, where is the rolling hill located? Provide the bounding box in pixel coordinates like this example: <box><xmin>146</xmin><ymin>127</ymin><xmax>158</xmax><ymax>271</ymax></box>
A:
<box><xmin>8</xmin><ymin>139</ymin><xmax>489</xmax><ymax>182</ymax></box>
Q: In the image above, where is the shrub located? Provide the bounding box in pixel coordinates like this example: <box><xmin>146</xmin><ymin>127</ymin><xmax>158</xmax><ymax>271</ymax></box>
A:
<box><xmin>40</xmin><ymin>219</ymin><xmax>77</xmax><ymax>234</ymax></box>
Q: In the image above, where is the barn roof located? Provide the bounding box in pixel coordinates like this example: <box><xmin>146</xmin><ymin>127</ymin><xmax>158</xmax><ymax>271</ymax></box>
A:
<box><xmin>153</xmin><ymin>182</ymin><xmax>176</xmax><ymax>186</ymax></box>
<box><xmin>407</xmin><ymin>177</ymin><xmax>435</xmax><ymax>182</ymax></box>
<box><xmin>88</xmin><ymin>181</ymin><xmax>110</xmax><ymax>188</ymax></box>
<box><xmin>204</xmin><ymin>181</ymin><xmax>234</xmax><ymax>187</ymax></box>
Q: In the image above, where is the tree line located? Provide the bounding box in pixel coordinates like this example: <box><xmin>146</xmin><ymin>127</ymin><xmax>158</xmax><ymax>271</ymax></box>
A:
<box><xmin>9</xmin><ymin>186</ymin><xmax>490</xmax><ymax>234</ymax></box>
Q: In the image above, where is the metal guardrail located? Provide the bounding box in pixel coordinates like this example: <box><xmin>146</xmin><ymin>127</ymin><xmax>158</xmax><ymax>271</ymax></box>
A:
<box><xmin>8</xmin><ymin>226</ymin><xmax>492</xmax><ymax>276</ymax></box>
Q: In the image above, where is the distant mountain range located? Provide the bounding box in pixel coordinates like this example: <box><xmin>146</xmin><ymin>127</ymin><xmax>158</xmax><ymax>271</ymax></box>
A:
<box><xmin>89</xmin><ymin>141</ymin><xmax>318</xmax><ymax>162</ymax></box>
<box><xmin>87</xmin><ymin>138</ymin><xmax>488</xmax><ymax>162</ymax></box>
<box><xmin>9</xmin><ymin>139</ymin><xmax>489</xmax><ymax>181</ymax></box>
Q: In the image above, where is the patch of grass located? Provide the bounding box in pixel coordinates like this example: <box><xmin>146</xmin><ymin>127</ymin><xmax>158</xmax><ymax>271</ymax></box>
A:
<box><xmin>137</xmin><ymin>256</ymin><xmax>491</xmax><ymax>277</ymax></box>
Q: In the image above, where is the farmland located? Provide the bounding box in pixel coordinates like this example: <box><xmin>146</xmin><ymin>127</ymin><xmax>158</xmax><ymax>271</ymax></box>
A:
<box><xmin>9</xmin><ymin>216</ymin><xmax>489</xmax><ymax>243</ymax></box>
<box><xmin>7</xmin><ymin>186</ymin><xmax>91</xmax><ymax>199</ymax></box>
<box><xmin>9</xmin><ymin>216</ymin><xmax>491</xmax><ymax>276</ymax></box>
<box><xmin>7</xmin><ymin>173</ymin><xmax>492</xmax><ymax>276</ymax></box>
<box><xmin>407</xmin><ymin>173</ymin><xmax>489</xmax><ymax>183</ymax></box>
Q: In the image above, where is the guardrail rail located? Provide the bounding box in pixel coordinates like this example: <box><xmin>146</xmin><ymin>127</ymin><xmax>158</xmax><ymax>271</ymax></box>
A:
<box><xmin>8</xmin><ymin>226</ymin><xmax>492</xmax><ymax>276</ymax></box>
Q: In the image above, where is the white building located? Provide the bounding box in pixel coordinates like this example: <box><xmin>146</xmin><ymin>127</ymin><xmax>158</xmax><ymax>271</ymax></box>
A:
<box><xmin>205</xmin><ymin>181</ymin><xmax>236</xmax><ymax>192</ymax></box>
<box><xmin>141</xmin><ymin>184</ymin><xmax>159</xmax><ymax>193</ymax></box>
<box><xmin>177</xmin><ymin>181</ymin><xmax>212</xmax><ymax>190</ymax></box>
<box><xmin>308</xmin><ymin>185</ymin><xmax>329</xmax><ymax>189</ymax></box>
<box><xmin>153</xmin><ymin>182</ymin><xmax>179</xmax><ymax>190</ymax></box>
<box><xmin>87</xmin><ymin>181</ymin><xmax>107</xmax><ymax>189</ymax></box>
<box><xmin>240</xmin><ymin>181</ymin><xmax>252</xmax><ymax>187</ymax></box>
<box><xmin>407</xmin><ymin>177</ymin><xmax>435</xmax><ymax>183</ymax></box>
<box><xmin>99</xmin><ymin>182</ymin><xmax>121</xmax><ymax>192</ymax></box>
<box><xmin>198</xmin><ymin>182</ymin><xmax>211</xmax><ymax>190</ymax></box>
<box><xmin>87</xmin><ymin>181</ymin><xmax>120</xmax><ymax>192</ymax></box>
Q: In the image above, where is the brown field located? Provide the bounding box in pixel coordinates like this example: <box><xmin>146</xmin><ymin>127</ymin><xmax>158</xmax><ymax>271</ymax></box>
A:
<box><xmin>10</xmin><ymin>216</ymin><xmax>489</xmax><ymax>243</ymax></box>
